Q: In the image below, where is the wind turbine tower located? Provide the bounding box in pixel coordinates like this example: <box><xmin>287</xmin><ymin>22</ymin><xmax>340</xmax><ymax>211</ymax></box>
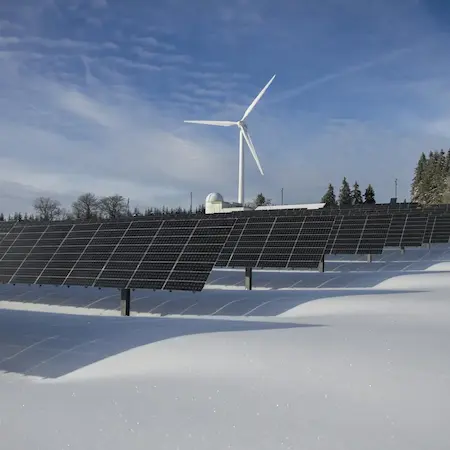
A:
<box><xmin>184</xmin><ymin>74</ymin><xmax>276</xmax><ymax>205</ymax></box>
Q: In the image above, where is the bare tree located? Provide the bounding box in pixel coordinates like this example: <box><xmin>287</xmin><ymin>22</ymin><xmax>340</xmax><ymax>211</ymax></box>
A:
<box><xmin>59</xmin><ymin>207</ymin><xmax>73</xmax><ymax>221</ymax></box>
<box><xmin>33</xmin><ymin>197</ymin><xmax>62</xmax><ymax>221</ymax></box>
<box><xmin>98</xmin><ymin>195</ymin><xmax>128</xmax><ymax>219</ymax></box>
<box><xmin>72</xmin><ymin>192</ymin><xmax>99</xmax><ymax>220</ymax></box>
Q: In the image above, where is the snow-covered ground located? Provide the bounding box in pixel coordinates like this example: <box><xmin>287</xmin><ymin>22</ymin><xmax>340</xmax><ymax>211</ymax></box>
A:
<box><xmin>1</xmin><ymin>246</ymin><xmax>450</xmax><ymax>449</ymax></box>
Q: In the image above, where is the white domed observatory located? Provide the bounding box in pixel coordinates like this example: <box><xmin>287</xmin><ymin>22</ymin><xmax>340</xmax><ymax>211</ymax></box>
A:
<box><xmin>206</xmin><ymin>192</ymin><xmax>224</xmax><ymax>204</ymax></box>
<box><xmin>205</xmin><ymin>192</ymin><xmax>251</xmax><ymax>214</ymax></box>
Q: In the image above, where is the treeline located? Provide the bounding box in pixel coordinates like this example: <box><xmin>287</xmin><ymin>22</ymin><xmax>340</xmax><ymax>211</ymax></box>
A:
<box><xmin>0</xmin><ymin>193</ymin><xmax>205</xmax><ymax>222</ymax></box>
<box><xmin>411</xmin><ymin>150</ymin><xmax>450</xmax><ymax>205</ymax></box>
<box><xmin>320</xmin><ymin>178</ymin><xmax>376</xmax><ymax>206</ymax></box>
<box><xmin>5</xmin><ymin>149</ymin><xmax>449</xmax><ymax>222</ymax></box>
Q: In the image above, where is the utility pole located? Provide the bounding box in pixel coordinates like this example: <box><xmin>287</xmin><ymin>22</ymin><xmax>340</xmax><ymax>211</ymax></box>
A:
<box><xmin>190</xmin><ymin>192</ymin><xmax>193</xmax><ymax>213</ymax></box>
<box><xmin>394</xmin><ymin>178</ymin><xmax>398</xmax><ymax>199</ymax></box>
<box><xmin>281</xmin><ymin>187</ymin><xmax>284</xmax><ymax>205</ymax></box>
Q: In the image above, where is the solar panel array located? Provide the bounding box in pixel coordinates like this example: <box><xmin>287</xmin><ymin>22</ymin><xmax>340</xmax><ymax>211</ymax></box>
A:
<box><xmin>216</xmin><ymin>211</ymin><xmax>450</xmax><ymax>269</ymax></box>
<box><xmin>216</xmin><ymin>216</ymin><xmax>334</xmax><ymax>269</ymax></box>
<box><xmin>1</xmin><ymin>208</ymin><xmax>450</xmax><ymax>284</ymax></box>
<box><xmin>0</xmin><ymin>218</ymin><xmax>236</xmax><ymax>291</ymax></box>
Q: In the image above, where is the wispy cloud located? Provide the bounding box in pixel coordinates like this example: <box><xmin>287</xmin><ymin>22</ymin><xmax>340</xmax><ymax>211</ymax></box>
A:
<box><xmin>0</xmin><ymin>35</ymin><xmax>118</xmax><ymax>51</ymax></box>
<box><xmin>132</xmin><ymin>47</ymin><xmax>192</xmax><ymax>64</ymax></box>
<box><xmin>104</xmin><ymin>56</ymin><xmax>163</xmax><ymax>72</ymax></box>
<box><xmin>130</xmin><ymin>36</ymin><xmax>175</xmax><ymax>51</ymax></box>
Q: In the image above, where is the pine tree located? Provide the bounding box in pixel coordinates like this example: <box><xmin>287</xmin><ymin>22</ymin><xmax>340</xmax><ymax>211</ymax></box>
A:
<box><xmin>321</xmin><ymin>183</ymin><xmax>337</xmax><ymax>207</ymax></box>
<box><xmin>338</xmin><ymin>177</ymin><xmax>352</xmax><ymax>206</ymax></box>
<box><xmin>440</xmin><ymin>149</ymin><xmax>446</xmax><ymax>171</ymax></box>
<box><xmin>253</xmin><ymin>193</ymin><xmax>272</xmax><ymax>207</ymax></box>
<box><xmin>420</xmin><ymin>151</ymin><xmax>445</xmax><ymax>204</ymax></box>
<box><xmin>445</xmin><ymin>149</ymin><xmax>450</xmax><ymax>173</ymax></box>
<box><xmin>364</xmin><ymin>184</ymin><xmax>376</xmax><ymax>204</ymax></box>
<box><xmin>411</xmin><ymin>152</ymin><xmax>427</xmax><ymax>202</ymax></box>
<box><xmin>351</xmin><ymin>181</ymin><xmax>363</xmax><ymax>205</ymax></box>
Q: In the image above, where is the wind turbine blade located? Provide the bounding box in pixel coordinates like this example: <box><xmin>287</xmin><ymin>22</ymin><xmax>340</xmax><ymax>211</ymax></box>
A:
<box><xmin>184</xmin><ymin>120</ymin><xmax>237</xmax><ymax>126</ymax></box>
<box><xmin>241</xmin><ymin>74</ymin><xmax>276</xmax><ymax>121</ymax></box>
<box><xmin>240</xmin><ymin>127</ymin><xmax>264</xmax><ymax>176</ymax></box>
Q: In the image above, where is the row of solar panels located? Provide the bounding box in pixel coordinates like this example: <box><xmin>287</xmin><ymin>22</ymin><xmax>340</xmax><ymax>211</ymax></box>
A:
<box><xmin>0</xmin><ymin>212</ymin><xmax>449</xmax><ymax>292</ymax></box>
<box><xmin>0</xmin><ymin>219</ymin><xmax>235</xmax><ymax>292</ymax></box>
<box><xmin>215</xmin><ymin>213</ymin><xmax>450</xmax><ymax>268</ymax></box>
<box><xmin>228</xmin><ymin>206</ymin><xmax>450</xmax><ymax>217</ymax></box>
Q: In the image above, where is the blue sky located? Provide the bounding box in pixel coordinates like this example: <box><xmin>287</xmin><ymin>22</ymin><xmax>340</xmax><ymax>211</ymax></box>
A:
<box><xmin>0</xmin><ymin>0</ymin><xmax>450</xmax><ymax>214</ymax></box>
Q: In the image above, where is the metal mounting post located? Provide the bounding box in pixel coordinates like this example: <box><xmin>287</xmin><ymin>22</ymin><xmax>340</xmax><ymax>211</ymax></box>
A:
<box><xmin>120</xmin><ymin>288</ymin><xmax>131</xmax><ymax>316</ymax></box>
<box><xmin>245</xmin><ymin>267</ymin><xmax>253</xmax><ymax>290</ymax></box>
<box><xmin>367</xmin><ymin>253</ymin><xmax>372</xmax><ymax>263</ymax></box>
<box><xmin>318</xmin><ymin>256</ymin><xmax>325</xmax><ymax>273</ymax></box>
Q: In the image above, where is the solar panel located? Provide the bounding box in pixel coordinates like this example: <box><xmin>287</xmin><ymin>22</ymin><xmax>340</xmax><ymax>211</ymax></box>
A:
<box><xmin>325</xmin><ymin>216</ymin><xmax>343</xmax><ymax>254</ymax></box>
<box><xmin>7</xmin><ymin>224</ymin><xmax>53</xmax><ymax>284</ymax></box>
<box><xmin>423</xmin><ymin>214</ymin><xmax>435</xmax><ymax>245</ymax></box>
<box><xmin>356</xmin><ymin>214</ymin><xmax>392</xmax><ymax>254</ymax></box>
<box><xmin>0</xmin><ymin>218</ymin><xmax>237</xmax><ymax>292</ymax></box>
<box><xmin>287</xmin><ymin>216</ymin><xmax>335</xmax><ymax>269</ymax></box>
<box><xmin>0</xmin><ymin>223</ymin><xmax>45</xmax><ymax>284</ymax></box>
<box><xmin>228</xmin><ymin>217</ymin><xmax>275</xmax><ymax>268</ymax></box>
<box><xmin>327</xmin><ymin>216</ymin><xmax>366</xmax><ymax>254</ymax></box>
<box><xmin>0</xmin><ymin>221</ymin><xmax>17</xmax><ymax>246</ymax></box>
<box><xmin>385</xmin><ymin>214</ymin><xmax>407</xmax><ymax>247</ymax></box>
<box><xmin>216</xmin><ymin>216</ymin><xmax>333</xmax><ymax>270</ymax></box>
<box><xmin>258</xmin><ymin>216</ymin><xmax>303</xmax><ymax>268</ymax></box>
<box><xmin>37</xmin><ymin>223</ymin><xmax>101</xmax><ymax>285</ymax></box>
<box><xmin>430</xmin><ymin>214</ymin><xmax>450</xmax><ymax>243</ymax></box>
<box><xmin>215</xmin><ymin>218</ymin><xmax>248</xmax><ymax>267</ymax></box>
<box><xmin>400</xmin><ymin>214</ymin><xmax>428</xmax><ymax>247</ymax></box>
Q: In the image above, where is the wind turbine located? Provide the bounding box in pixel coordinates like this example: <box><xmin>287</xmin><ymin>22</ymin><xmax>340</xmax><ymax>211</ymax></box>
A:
<box><xmin>184</xmin><ymin>74</ymin><xmax>276</xmax><ymax>205</ymax></box>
